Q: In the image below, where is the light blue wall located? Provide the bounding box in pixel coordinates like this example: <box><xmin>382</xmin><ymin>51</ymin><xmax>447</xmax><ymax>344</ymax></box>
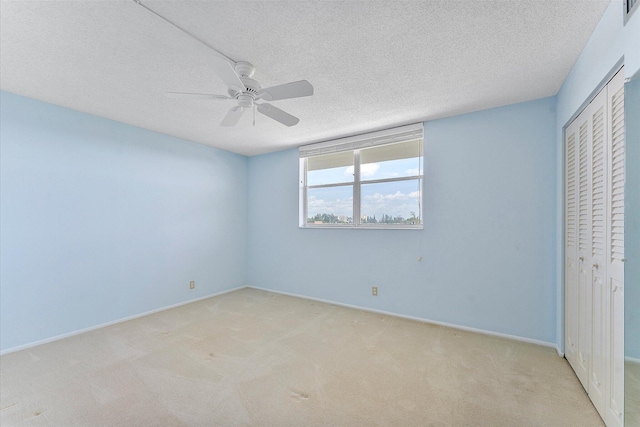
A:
<box><xmin>0</xmin><ymin>91</ymin><xmax>248</xmax><ymax>352</ymax></box>
<box><xmin>247</xmin><ymin>97</ymin><xmax>557</xmax><ymax>344</ymax></box>
<box><xmin>555</xmin><ymin>1</ymin><xmax>640</xmax><ymax>352</ymax></box>
<box><xmin>3</xmin><ymin>2</ymin><xmax>637</xmax><ymax>355</ymax></box>
<box><xmin>625</xmin><ymin>75</ymin><xmax>640</xmax><ymax>360</ymax></box>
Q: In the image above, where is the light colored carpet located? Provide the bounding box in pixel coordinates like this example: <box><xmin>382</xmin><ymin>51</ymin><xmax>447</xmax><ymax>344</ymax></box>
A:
<box><xmin>627</xmin><ymin>361</ymin><xmax>640</xmax><ymax>427</ymax></box>
<box><xmin>1</xmin><ymin>288</ymin><xmax>604</xmax><ymax>426</ymax></box>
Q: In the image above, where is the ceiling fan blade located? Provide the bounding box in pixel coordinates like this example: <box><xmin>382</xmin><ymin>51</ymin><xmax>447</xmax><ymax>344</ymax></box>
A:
<box><xmin>257</xmin><ymin>80</ymin><xmax>314</xmax><ymax>101</ymax></box>
<box><xmin>165</xmin><ymin>92</ymin><xmax>230</xmax><ymax>100</ymax></box>
<box><xmin>220</xmin><ymin>106</ymin><xmax>245</xmax><ymax>127</ymax></box>
<box><xmin>257</xmin><ymin>103</ymin><xmax>300</xmax><ymax>127</ymax></box>
<box><xmin>211</xmin><ymin>56</ymin><xmax>246</xmax><ymax>93</ymax></box>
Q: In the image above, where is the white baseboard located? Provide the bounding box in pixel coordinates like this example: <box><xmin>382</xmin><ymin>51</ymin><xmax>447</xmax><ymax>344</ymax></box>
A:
<box><xmin>626</xmin><ymin>356</ymin><xmax>640</xmax><ymax>364</ymax></box>
<box><xmin>248</xmin><ymin>286</ymin><xmax>561</xmax><ymax>355</ymax></box>
<box><xmin>2</xmin><ymin>285</ymin><xmax>564</xmax><ymax>358</ymax></box>
<box><xmin>0</xmin><ymin>286</ymin><xmax>245</xmax><ymax>356</ymax></box>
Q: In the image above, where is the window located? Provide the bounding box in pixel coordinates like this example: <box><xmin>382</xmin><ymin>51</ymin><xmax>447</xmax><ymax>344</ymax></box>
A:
<box><xmin>299</xmin><ymin>123</ymin><xmax>423</xmax><ymax>228</ymax></box>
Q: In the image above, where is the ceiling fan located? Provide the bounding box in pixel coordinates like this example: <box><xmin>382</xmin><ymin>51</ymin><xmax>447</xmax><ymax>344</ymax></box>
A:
<box><xmin>166</xmin><ymin>57</ymin><xmax>313</xmax><ymax>127</ymax></box>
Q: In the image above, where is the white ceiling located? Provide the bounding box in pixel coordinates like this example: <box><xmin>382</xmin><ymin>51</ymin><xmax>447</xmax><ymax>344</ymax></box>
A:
<box><xmin>0</xmin><ymin>1</ymin><xmax>610</xmax><ymax>156</ymax></box>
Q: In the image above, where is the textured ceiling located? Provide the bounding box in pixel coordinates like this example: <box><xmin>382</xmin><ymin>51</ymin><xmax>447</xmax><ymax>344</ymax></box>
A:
<box><xmin>0</xmin><ymin>0</ymin><xmax>610</xmax><ymax>156</ymax></box>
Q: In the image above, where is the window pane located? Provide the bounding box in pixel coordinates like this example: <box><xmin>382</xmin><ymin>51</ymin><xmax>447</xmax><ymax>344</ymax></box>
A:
<box><xmin>307</xmin><ymin>152</ymin><xmax>354</xmax><ymax>186</ymax></box>
<box><xmin>307</xmin><ymin>185</ymin><xmax>353</xmax><ymax>224</ymax></box>
<box><xmin>361</xmin><ymin>180</ymin><xmax>421</xmax><ymax>225</ymax></box>
<box><xmin>360</xmin><ymin>140</ymin><xmax>422</xmax><ymax>181</ymax></box>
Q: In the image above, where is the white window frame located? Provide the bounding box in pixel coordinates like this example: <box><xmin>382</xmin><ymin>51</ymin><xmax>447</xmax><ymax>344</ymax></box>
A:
<box><xmin>299</xmin><ymin>123</ymin><xmax>424</xmax><ymax>229</ymax></box>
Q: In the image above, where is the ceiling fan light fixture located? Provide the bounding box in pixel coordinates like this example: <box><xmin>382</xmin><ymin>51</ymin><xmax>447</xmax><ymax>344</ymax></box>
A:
<box><xmin>237</xmin><ymin>94</ymin><xmax>254</xmax><ymax>108</ymax></box>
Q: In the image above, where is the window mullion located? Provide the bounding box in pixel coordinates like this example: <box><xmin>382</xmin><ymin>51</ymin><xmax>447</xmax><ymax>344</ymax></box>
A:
<box><xmin>307</xmin><ymin>181</ymin><xmax>357</xmax><ymax>189</ymax></box>
<box><xmin>353</xmin><ymin>150</ymin><xmax>361</xmax><ymax>226</ymax></box>
<box><xmin>419</xmin><ymin>137</ymin><xmax>423</xmax><ymax>222</ymax></box>
<box><xmin>358</xmin><ymin>175</ymin><xmax>423</xmax><ymax>185</ymax></box>
<box><xmin>300</xmin><ymin>158</ymin><xmax>308</xmax><ymax>227</ymax></box>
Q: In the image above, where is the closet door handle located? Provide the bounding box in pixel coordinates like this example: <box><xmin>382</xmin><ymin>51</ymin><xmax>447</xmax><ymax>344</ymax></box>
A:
<box><xmin>579</xmin><ymin>257</ymin><xmax>584</xmax><ymax>263</ymax></box>
<box><xmin>592</xmin><ymin>263</ymin><xmax>598</xmax><ymax>270</ymax></box>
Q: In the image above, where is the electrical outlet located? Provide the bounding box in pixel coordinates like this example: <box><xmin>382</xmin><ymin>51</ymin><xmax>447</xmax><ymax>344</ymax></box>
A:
<box><xmin>190</xmin><ymin>281</ymin><xmax>195</xmax><ymax>289</ymax></box>
<box><xmin>372</xmin><ymin>286</ymin><xmax>378</xmax><ymax>296</ymax></box>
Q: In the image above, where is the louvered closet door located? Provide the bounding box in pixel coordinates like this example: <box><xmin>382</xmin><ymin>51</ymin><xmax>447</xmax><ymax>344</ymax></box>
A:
<box><xmin>605</xmin><ymin>69</ymin><xmax>625</xmax><ymax>427</ymax></box>
<box><xmin>576</xmin><ymin>104</ymin><xmax>593</xmax><ymax>390</ymax></box>
<box><xmin>564</xmin><ymin>67</ymin><xmax>625</xmax><ymax>427</ymax></box>
<box><xmin>588</xmin><ymin>88</ymin><xmax>608</xmax><ymax>418</ymax></box>
<box><xmin>565</xmin><ymin>119</ymin><xmax>580</xmax><ymax>372</ymax></box>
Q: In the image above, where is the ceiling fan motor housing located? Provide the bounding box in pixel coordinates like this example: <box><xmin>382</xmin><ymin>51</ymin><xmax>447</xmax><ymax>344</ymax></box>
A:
<box><xmin>232</xmin><ymin>62</ymin><xmax>262</xmax><ymax>107</ymax></box>
<box><xmin>237</xmin><ymin>78</ymin><xmax>261</xmax><ymax>107</ymax></box>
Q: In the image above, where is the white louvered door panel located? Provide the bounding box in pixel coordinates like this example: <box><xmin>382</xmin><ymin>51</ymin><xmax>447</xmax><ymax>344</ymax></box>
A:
<box><xmin>565</xmin><ymin>122</ymin><xmax>579</xmax><ymax>370</ymax></box>
<box><xmin>576</xmin><ymin>107</ymin><xmax>593</xmax><ymax>391</ymax></box>
<box><xmin>605</xmin><ymin>69</ymin><xmax>624</xmax><ymax>427</ymax></box>
<box><xmin>588</xmin><ymin>89</ymin><xmax>608</xmax><ymax>418</ymax></box>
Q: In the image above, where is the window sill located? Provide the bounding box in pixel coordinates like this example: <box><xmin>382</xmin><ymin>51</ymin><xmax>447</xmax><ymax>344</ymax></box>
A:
<box><xmin>300</xmin><ymin>224</ymin><xmax>423</xmax><ymax>230</ymax></box>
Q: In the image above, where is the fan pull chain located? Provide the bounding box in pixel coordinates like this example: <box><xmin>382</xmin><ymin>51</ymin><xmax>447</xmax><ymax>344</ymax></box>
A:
<box><xmin>253</xmin><ymin>105</ymin><xmax>256</xmax><ymax>126</ymax></box>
